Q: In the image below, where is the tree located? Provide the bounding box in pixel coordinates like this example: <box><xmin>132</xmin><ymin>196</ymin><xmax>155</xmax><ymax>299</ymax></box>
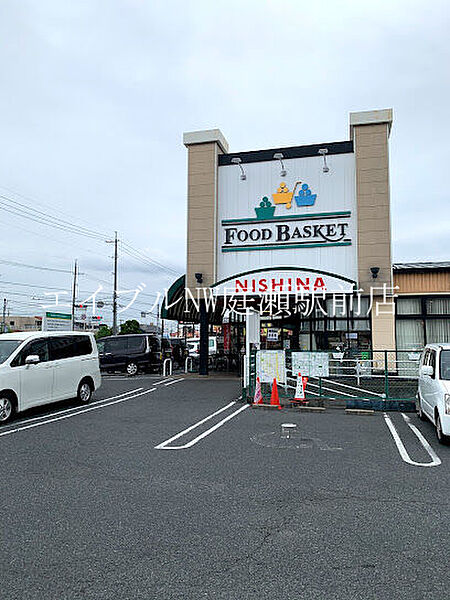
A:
<box><xmin>119</xmin><ymin>319</ymin><xmax>142</xmax><ymax>335</ymax></box>
<box><xmin>96</xmin><ymin>325</ymin><xmax>112</xmax><ymax>339</ymax></box>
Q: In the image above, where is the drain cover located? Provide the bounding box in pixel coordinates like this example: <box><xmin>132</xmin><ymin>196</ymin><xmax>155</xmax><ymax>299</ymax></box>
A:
<box><xmin>250</xmin><ymin>431</ymin><xmax>342</xmax><ymax>451</ymax></box>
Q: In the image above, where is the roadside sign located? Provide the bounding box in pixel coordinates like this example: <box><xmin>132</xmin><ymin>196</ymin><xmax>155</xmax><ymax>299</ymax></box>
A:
<box><xmin>42</xmin><ymin>311</ymin><xmax>73</xmax><ymax>332</ymax></box>
<box><xmin>256</xmin><ymin>350</ymin><xmax>286</xmax><ymax>384</ymax></box>
<box><xmin>292</xmin><ymin>351</ymin><xmax>329</xmax><ymax>377</ymax></box>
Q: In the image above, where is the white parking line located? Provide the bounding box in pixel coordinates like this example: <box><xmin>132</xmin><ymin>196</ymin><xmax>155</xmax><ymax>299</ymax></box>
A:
<box><xmin>164</xmin><ymin>378</ymin><xmax>185</xmax><ymax>387</ymax></box>
<box><xmin>2</xmin><ymin>388</ymin><xmax>144</xmax><ymax>429</ymax></box>
<box><xmin>0</xmin><ymin>388</ymin><xmax>156</xmax><ymax>439</ymax></box>
<box><xmin>155</xmin><ymin>400</ymin><xmax>248</xmax><ymax>450</ymax></box>
<box><xmin>102</xmin><ymin>376</ymin><xmax>150</xmax><ymax>380</ymax></box>
<box><xmin>383</xmin><ymin>412</ymin><xmax>441</xmax><ymax>467</ymax></box>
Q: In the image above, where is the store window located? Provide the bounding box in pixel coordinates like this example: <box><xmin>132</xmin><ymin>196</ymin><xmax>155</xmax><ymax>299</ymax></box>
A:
<box><xmin>397</xmin><ymin>298</ymin><xmax>421</xmax><ymax>315</ymax></box>
<box><xmin>353</xmin><ymin>297</ymin><xmax>370</xmax><ymax>317</ymax></box>
<box><xmin>396</xmin><ymin>295</ymin><xmax>450</xmax><ymax>349</ymax></box>
<box><xmin>426</xmin><ymin>298</ymin><xmax>450</xmax><ymax>315</ymax></box>
<box><xmin>396</xmin><ymin>319</ymin><xmax>425</xmax><ymax>350</ymax></box>
<box><xmin>426</xmin><ymin>319</ymin><xmax>450</xmax><ymax>344</ymax></box>
<box><xmin>352</xmin><ymin>319</ymin><xmax>371</xmax><ymax>331</ymax></box>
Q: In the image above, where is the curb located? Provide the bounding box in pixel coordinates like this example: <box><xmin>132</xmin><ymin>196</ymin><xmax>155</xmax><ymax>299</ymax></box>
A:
<box><xmin>345</xmin><ymin>408</ymin><xmax>375</xmax><ymax>416</ymax></box>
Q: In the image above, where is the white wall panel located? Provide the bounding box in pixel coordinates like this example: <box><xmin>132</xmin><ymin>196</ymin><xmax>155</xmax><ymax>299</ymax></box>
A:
<box><xmin>216</xmin><ymin>152</ymin><xmax>357</xmax><ymax>283</ymax></box>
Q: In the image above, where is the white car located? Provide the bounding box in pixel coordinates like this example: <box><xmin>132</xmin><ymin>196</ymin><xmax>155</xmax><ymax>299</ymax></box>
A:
<box><xmin>187</xmin><ymin>337</ymin><xmax>217</xmax><ymax>358</ymax></box>
<box><xmin>0</xmin><ymin>331</ymin><xmax>101</xmax><ymax>424</ymax></box>
<box><xmin>417</xmin><ymin>343</ymin><xmax>450</xmax><ymax>444</ymax></box>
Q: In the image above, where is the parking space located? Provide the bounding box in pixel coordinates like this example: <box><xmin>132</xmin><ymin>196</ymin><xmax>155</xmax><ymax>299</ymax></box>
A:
<box><xmin>1</xmin><ymin>376</ymin><xmax>450</xmax><ymax>599</ymax></box>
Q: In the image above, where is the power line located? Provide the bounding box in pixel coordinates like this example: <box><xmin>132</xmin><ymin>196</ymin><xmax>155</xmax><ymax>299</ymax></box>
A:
<box><xmin>0</xmin><ymin>200</ymin><xmax>105</xmax><ymax>241</ymax></box>
<box><xmin>0</xmin><ymin>258</ymin><xmax>73</xmax><ymax>274</ymax></box>
<box><xmin>0</xmin><ymin>189</ymin><xmax>182</xmax><ymax>284</ymax></box>
<box><xmin>121</xmin><ymin>240</ymin><xmax>180</xmax><ymax>276</ymax></box>
<box><xmin>0</xmin><ymin>194</ymin><xmax>107</xmax><ymax>241</ymax></box>
<box><xmin>0</xmin><ymin>184</ymin><xmax>110</xmax><ymax>239</ymax></box>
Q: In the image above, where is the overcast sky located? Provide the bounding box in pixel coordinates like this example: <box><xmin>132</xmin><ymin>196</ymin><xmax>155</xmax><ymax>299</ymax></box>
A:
<box><xmin>0</xmin><ymin>0</ymin><xmax>449</xmax><ymax>322</ymax></box>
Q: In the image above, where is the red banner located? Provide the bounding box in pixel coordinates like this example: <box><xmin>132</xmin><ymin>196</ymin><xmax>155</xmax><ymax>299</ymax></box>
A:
<box><xmin>223</xmin><ymin>323</ymin><xmax>231</xmax><ymax>351</ymax></box>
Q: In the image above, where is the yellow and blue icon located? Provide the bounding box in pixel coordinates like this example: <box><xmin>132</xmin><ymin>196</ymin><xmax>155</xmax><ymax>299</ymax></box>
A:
<box><xmin>272</xmin><ymin>182</ymin><xmax>294</xmax><ymax>209</ymax></box>
<box><xmin>254</xmin><ymin>181</ymin><xmax>317</xmax><ymax>219</ymax></box>
<box><xmin>294</xmin><ymin>183</ymin><xmax>316</xmax><ymax>207</ymax></box>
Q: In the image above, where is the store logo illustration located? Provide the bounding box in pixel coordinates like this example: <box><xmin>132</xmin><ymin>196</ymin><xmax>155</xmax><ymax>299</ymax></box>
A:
<box><xmin>254</xmin><ymin>181</ymin><xmax>317</xmax><ymax>220</ymax></box>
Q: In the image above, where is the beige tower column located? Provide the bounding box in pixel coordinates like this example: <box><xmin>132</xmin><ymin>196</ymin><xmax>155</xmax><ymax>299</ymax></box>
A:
<box><xmin>350</xmin><ymin>109</ymin><xmax>395</xmax><ymax>350</ymax></box>
<box><xmin>183</xmin><ymin>129</ymin><xmax>228</xmax><ymax>292</ymax></box>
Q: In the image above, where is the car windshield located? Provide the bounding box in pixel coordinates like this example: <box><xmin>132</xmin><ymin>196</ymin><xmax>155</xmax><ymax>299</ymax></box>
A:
<box><xmin>0</xmin><ymin>340</ymin><xmax>22</xmax><ymax>364</ymax></box>
<box><xmin>440</xmin><ymin>350</ymin><xmax>450</xmax><ymax>380</ymax></box>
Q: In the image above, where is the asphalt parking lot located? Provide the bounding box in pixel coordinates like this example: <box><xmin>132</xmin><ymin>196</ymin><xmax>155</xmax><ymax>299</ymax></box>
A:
<box><xmin>2</xmin><ymin>374</ymin><xmax>450</xmax><ymax>599</ymax></box>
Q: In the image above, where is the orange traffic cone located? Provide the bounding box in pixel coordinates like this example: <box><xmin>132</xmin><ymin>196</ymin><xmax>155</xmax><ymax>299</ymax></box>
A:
<box><xmin>270</xmin><ymin>378</ymin><xmax>282</xmax><ymax>409</ymax></box>
<box><xmin>253</xmin><ymin>377</ymin><xmax>263</xmax><ymax>405</ymax></box>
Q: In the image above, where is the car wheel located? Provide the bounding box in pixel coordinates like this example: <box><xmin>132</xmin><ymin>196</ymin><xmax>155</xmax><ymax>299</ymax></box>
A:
<box><xmin>436</xmin><ymin>413</ymin><xmax>450</xmax><ymax>445</ymax></box>
<box><xmin>77</xmin><ymin>380</ymin><xmax>93</xmax><ymax>404</ymax></box>
<box><xmin>126</xmin><ymin>362</ymin><xmax>138</xmax><ymax>376</ymax></box>
<box><xmin>417</xmin><ymin>396</ymin><xmax>426</xmax><ymax>420</ymax></box>
<box><xmin>0</xmin><ymin>395</ymin><xmax>15</xmax><ymax>424</ymax></box>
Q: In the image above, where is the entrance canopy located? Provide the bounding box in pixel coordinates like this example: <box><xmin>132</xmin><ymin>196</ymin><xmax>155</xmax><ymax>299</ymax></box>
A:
<box><xmin>161</xmin><ymin>268</ymin><xmax>357</xmax><ymax>325</ymax></box>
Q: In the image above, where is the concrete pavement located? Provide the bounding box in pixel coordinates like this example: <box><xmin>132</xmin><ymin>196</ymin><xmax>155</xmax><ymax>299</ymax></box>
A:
<box><xmin>1</xmin><ymin>374</ymin><xmax>449</xmax><ymax>599</ymax></box>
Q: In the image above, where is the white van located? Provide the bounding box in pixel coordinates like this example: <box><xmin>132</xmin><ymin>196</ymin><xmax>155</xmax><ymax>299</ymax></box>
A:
<box><xmin>187</xmin><ymin>337</ymin><xmax>217</xmax><ymax>358</ymax></box>
<box><xmin>417</xmin><ymin>343</ymin><xmax>450</xmax><ymax>444</ymax></box>
<box><xmin>0</xmin><ymin>331</ymin><xmax>101</xmax><ymax>424</ymax></box>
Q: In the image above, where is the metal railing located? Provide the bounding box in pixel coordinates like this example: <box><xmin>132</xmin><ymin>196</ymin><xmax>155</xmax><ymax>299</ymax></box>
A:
<box><xmin>244</xmin><ymin>349</ymin><xmax>420</xmax><ymax>411</ymax></box>
<box><xmin>163</xmin><ymin>358</ymin><xmax>173</xmax><ymax>377</ymax></box>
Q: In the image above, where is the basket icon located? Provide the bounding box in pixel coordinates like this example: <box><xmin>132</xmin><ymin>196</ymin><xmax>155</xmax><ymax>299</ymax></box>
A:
<box><xmin>272</xmin><ymin>182</ymin><xmax>293</xmax><ymax>209</ymax></box>
<box><xmin>294</xmin><ymin>183</ymin><xmax>316</xmax><ymax>207</ymax></box>
<box><xmin>255</xmin><ymin>197</ymin><xmax>276</xmax><ymax>220</ymax></box>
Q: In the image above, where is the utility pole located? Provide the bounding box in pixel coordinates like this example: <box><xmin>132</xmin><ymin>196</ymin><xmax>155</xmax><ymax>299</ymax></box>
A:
<box><xmin>106</xmin><ymin>232</ymin><xmax>119</xmax><ymax>335</ymax></box>
<box><xmin>156</xmin><ymin>302</ymin><xmax>160</xmax><ymax>334</ymax></box>
<box><xmin>1</xmin><ymin>298</ymin><xmax>6</xmax><ymax>334</ymax></box>
<box><xmin>71</xmin><ymin>259</ymin><xmax>78</xmax><ymax>331</ymax></box>
<box><xmin>113</xmin><ymin>231</ymin><xmax>118</xmax><ymax>335</ymax></box>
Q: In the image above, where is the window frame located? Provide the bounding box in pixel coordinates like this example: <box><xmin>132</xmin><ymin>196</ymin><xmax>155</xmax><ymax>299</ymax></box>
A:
<box><xmin>48</xmin><ymin>335</ymin><xmax>93</xmax><ymax>361</ymax></box>
<box><xmin>11</xmin><ymin>338</ymin><xmax>50</xmax><ymax>367</ymax></box>
<box><xmin>396</xmin><ymin>295</ymin><xmax>450</xmax><ymax>349</ymax></box>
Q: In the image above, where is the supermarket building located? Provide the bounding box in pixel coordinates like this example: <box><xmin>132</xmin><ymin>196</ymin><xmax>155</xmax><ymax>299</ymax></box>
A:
<box><xmin>162</xmin><ymin>109</ymin><xmax>450</xmax><ymax>369</ymax></box>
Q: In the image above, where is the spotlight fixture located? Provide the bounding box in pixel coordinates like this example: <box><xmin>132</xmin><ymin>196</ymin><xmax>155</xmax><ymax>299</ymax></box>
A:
<box><xmin>370</xmin><ymin>266</ymin><xmax>380</xmax><ymax>279</ymax></box>
<box><xmin>273</xmin><ymin>152</ymin><xmax>287</xmax><ymax>177</ymax></box>
<box><xmin>231</xmin><ymin>157</ymin><xmax>246</xmax><ymax>180</ymax></box>
<box><xmin>318</xmin><ymin>148</ymin><xmax>329</xmax><ymax>173</ymax></box>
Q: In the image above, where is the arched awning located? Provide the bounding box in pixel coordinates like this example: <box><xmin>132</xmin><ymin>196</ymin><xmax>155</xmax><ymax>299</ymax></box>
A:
<box><xmin>160</xmin><ymin>275</ymin><xmax>191</xmax><ymax>321</ymax></box>
<box><xmin>160</xmin><ymin>274</ymin><xmax>228</xmax><ymax>324</ymax></box>
<box><xmin>161</xmin><ymin>267</ymin><xmax>357</xmax><ymax>324</ymax></box>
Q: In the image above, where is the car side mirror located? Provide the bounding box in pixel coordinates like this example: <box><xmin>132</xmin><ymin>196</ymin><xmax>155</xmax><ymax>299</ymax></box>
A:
<box><xmin>25</xmin><ymin>354</ymin><xmax>40</xmax><ymax>365</ymax></box>
<box><xmin>420</xmin><ymin>365</ymin><xmax>434</xmax><ymax>377</ymax></box>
